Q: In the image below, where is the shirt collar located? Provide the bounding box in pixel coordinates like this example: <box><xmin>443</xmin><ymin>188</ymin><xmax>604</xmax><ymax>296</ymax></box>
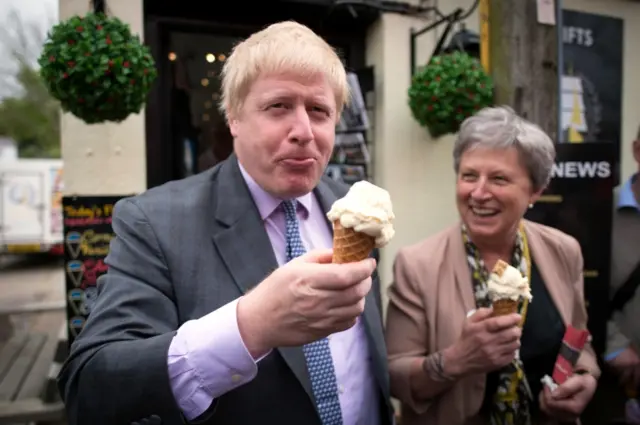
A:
<box><xmin>618</xmin><ymin>173</ymin><xmax>639</xmax><ymax>211</ymax></box>
<box><xmin>238</xmin><ymin>161</ymin><xmax>313</xmax><ymax>220</ymax></box>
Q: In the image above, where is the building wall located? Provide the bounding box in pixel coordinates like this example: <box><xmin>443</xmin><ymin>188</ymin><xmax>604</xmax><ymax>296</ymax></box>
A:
<box><xmin>58</xmin><ymin>0</ymin><xmax>639</xmax><ymax>309</ymax></box>
<box><xmin>366</xmin><ymin>0</ymin><xmax>640</xmax><ymax>314</ymax></box>
<box><xmin>59</xmin><ymin>0</ymin><xmax>146</xmax><ymax>196</ymax></box>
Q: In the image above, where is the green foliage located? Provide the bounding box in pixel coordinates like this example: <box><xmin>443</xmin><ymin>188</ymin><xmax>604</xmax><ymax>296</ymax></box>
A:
<box><xmin>0</xmin><ymin>64</ymin><xmax>60</xmax><ymax>158</ymax></box>
<box><xmin>408</xmin><ymin>51</ymin><xmax>494</xmax><ymax>138</ymax></box>
<box><xmin>38</xmin><ymin>12</ymin><xmax>157</xmax><ymax>124</ymax></box>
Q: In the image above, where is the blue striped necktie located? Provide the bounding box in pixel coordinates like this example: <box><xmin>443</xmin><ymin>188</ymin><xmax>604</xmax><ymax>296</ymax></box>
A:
<box><xmin>281</xmin><ymin>200</ymin><xmax>343</xmax><ymax>425</ymax></box>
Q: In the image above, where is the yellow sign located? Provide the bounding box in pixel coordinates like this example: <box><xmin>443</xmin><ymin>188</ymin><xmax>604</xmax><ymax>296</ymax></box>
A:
<box><xmin>479</xmin><ymin>0</ymin><xmax>490</xmax><ymax>72</ymax></box>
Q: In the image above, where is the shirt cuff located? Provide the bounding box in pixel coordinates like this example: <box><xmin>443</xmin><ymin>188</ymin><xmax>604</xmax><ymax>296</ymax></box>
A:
<box><xmin>167</xmin><ymin>298</ymin><xmax>271</xmax><ymax>420</ymax></box>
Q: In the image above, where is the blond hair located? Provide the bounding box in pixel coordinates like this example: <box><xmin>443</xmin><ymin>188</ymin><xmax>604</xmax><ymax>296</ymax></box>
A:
<box><xmin>219</xmin><ymin>21</ymin><xmax>350</xmax><ymax>119</ymax></box>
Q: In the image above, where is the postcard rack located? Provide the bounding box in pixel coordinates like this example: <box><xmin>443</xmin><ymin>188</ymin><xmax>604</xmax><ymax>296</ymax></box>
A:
<box><xmin>325</xmin><ymin>67</ymin><xmax>375</xmax><ymax>186</ymax></box>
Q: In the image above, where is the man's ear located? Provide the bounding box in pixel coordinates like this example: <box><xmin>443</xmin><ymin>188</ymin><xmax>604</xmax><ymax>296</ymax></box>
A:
<box><xmin>226</xmin><ymin>109</ymin><xmax>240</xmax><ymax>138</ymax></box>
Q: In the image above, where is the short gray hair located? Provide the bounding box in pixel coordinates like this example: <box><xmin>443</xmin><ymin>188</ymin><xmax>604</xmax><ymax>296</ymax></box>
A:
<box><xmin>453</xmin><ymin>106</ymin><xmax>556</xmax><ymax>191</ymax></box>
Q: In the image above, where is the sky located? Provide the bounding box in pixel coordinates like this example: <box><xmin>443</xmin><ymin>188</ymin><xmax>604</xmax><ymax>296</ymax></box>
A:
<box><xmin>0</xmin><ymin>0</ymin><xmax>58</xmax><ymax>59</ymax></box>
<box><xmin>2</xmin><ymin>0</ymin><xmax>58</xmax><ymax>27</ymax></box>
<box><xmin>0</xmin><ymin>0</ymin><xmax>58</xmax><ymax>96</ymax></box>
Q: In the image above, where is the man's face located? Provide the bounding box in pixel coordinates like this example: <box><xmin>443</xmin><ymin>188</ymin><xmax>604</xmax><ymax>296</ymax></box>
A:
<box><xmin>229</xmin><ymin>72</ymin><xmax>337</xmax><ymax>199</ymax></box>
<box><xmin>634</xmin><ymin>139</ymin><xmax>640</xmax><ymax>172</ymax></box>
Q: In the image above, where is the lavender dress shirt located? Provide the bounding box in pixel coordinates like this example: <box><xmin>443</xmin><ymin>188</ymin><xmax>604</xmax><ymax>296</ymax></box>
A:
<box><xmin>167</xmin><ymin>164</ymin><xmax>379</xmax><ymax>425</ymax></box>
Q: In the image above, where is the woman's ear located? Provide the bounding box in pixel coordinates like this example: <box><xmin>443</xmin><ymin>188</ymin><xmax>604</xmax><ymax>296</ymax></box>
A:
<box><xmin>529</xmin><ymin>185</ymin><xmax>546</xmax><ymax>206</ymax></box>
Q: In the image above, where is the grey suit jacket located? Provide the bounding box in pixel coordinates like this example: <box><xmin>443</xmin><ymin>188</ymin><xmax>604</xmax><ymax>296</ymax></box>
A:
<box><xmin>57</xmin><ymin>154</ymin><xmax>393</xmax><ymax>425</ymax></box>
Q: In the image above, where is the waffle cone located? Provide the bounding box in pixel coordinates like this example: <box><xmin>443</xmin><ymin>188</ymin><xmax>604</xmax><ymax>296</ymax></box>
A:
<box><xmin>491</xmin><ymin>298</ymin><xmax>520</xmax><ymax>317</ymax></box>
<box><xmin>332</xmin><ymin>220</ymin><xmax>376</xmax><ymax>264</ymax></box>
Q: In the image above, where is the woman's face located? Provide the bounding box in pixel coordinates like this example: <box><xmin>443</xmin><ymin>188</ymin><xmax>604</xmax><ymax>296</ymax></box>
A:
<box><xmin>456</xmin><ymin>146</ymin><xmax>543</xmax><ymax>245</ymax></box>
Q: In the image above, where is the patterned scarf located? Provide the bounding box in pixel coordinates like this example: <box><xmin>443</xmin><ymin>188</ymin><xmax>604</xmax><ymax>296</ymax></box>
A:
<box><xmin>461</xmin><ymin>223</ymin><xmax>533</xmax><ymax>425</ymax></box>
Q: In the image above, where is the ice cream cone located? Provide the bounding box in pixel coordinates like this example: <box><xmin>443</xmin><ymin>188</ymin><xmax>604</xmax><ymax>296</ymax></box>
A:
<box><xmin>332</xmin><ymin>220</ymin><xmax>376</xmax><ymax>264</ymax></box>
<box><xmin>489</xmin><ymin>259</ymin><xmax>524</xmax><ymax>317</ymax></box>
<box><xmin>491</xmin><ymin>298</ymin><xmax>520</xmax><ymax>317</ymax></box>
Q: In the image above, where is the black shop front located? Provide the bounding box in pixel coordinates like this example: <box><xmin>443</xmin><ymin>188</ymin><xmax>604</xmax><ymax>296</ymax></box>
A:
<box><xmin>142</xmin><ymin>0</ymin><xmax>379</xmax><ymax>189</ymax></box>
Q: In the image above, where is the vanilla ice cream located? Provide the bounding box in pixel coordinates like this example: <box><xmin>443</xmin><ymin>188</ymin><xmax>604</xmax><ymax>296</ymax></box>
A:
<box><xmin>487</xmin><ymin>263</ymin><xmax>532</xmax><ymax>302</ymax></box>
<box><xmin>326</xmin><ymin>181</ymin><xmax>395</xmax><ymax>248</ymax></box>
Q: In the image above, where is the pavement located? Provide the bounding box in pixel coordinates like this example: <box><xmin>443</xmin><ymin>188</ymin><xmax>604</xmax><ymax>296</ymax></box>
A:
<box><xmin>0</xmin><ymin>254</ymin><xmax>66</xmax><ymax>341</ymax></box>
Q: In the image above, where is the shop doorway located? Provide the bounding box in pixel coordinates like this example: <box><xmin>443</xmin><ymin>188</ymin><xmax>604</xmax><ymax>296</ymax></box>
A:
<box><xmin>144</xmin><ymin>0</ymin><xmax>378</xmax><ymax>189</ymax></box>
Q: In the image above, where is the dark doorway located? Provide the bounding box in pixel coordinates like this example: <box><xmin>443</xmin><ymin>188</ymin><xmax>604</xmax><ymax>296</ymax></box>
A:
<box><xmin>143</xmin><ymin>0</ymin><xmax>378</xmax><ymax>189</ymax></box>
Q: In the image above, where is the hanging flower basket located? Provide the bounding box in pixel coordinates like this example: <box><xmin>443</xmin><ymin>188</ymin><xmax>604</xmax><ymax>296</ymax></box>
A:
<box><xmin>38</xmin><ymin>13</ymin><xmax>157</xmax><ymax>125</ymax></box>
<box><xmin>408</xmin><ymin>51</ymin><xmax>494</xmax><ymax>138</ymax></box>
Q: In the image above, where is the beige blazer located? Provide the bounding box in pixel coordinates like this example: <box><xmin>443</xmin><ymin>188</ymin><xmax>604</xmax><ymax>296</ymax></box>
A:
<box><xmin>385</xmin><ymin>220</ymin><xmax>600</xmax><ymax>425</ymax></box>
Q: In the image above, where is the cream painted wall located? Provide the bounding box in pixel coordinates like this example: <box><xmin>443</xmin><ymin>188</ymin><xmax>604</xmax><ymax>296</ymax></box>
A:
<box><xmin>367</xmin><ymin>0</ymin><xmax>640</xmax><ymax>314</ymax></box>
<box><xmin>59</xmin><ymin>0</ymin><xmax>146</xmax><ymax>196</ymax></box>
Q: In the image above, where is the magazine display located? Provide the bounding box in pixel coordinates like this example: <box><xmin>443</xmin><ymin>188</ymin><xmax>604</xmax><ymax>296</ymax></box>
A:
<box><xmin>326</xmin><ymin>71</ymin><xmax>372</xmax><ymax>186</ymax></box>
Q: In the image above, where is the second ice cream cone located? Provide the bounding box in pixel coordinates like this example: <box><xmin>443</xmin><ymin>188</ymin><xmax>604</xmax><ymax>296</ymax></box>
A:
<box><xmin>491</xmin><ymin>298</ymin><xmax>520</xmax><ymax>317</ymax></box>
<box><xmin>332</xmin><ymin>220</ymin><xmax>376</xmax><ymax>264</ymax></box>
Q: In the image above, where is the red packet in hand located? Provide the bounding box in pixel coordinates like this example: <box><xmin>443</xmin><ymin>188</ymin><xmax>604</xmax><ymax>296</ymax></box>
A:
<box><xmin>551</xmin><ymin>326</ymin><xmax>591</xmax><ymax>385</ymax></box>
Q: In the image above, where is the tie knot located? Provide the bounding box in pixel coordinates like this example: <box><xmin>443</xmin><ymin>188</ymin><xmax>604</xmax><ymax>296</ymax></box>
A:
<box><xmin>282</xmin><ymin>199</ymin><xmax>298</xmax><ymax>219</ymax></box>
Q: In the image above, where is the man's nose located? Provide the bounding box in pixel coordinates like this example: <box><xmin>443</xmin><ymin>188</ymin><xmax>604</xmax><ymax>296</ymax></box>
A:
<box><xmin>289</xmin><ymin>107</ymin><xmax>313</xmax><ymax>144</ymax></box>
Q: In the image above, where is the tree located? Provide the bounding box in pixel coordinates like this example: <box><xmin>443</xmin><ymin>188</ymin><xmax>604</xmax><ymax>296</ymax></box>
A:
<box><xmin>0</xmin><ymin>8</ymin><xmax>60</xmax><ymax>158</ymax></box>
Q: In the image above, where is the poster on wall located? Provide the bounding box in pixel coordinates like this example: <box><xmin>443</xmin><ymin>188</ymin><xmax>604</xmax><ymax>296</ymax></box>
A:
<box><xmin>560</xmin><ymin>9</ymin><xmax>623</xmax><ymax>182</ymax></box>
<box><xmin>62</xmin><ymin>195</ymin><xmax>128</xmax><ymax>347</ymax></box>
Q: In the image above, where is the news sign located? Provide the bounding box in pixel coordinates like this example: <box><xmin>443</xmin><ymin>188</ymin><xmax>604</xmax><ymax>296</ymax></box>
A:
<box><xmin>561</xmin><ymin>9</ymin><xmax>623</xmax><ymax>184</ymax></box>
<box><xmin>525</xmin><ymin>143</ymin><xmax>614</xmax><ymax>355</ymax></box>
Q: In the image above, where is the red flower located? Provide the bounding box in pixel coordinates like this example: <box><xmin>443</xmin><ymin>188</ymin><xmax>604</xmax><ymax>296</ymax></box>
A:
<box><xmin>63</xmin><ymin>73</ymin><xmax>69</xmax><ymax>79</ymax></box>
<box><xmin>130</xmin><ymin>79</ymin><xmax>135</xmax><ymax>85</ymax></box>
<box><xmin>106</xmin><ymin>38</ymin><xmax>112</xmax><ymax>45</ymax></box>
<box><xmin>67</xmin><ymin>61</ymin><xmax>75</xmax><ymax>68</ymax></box>
<box><xmin>76</xmin><ymin>26</ymin><xmax>84</xmax><ymax>32</ymax></box>
<box><xmin>108</xmin><ymin>60</ymin><xmax>114</xmax><ymax>67</ymax></box>
<box><xmin>49</xmin><ymin>56</ymin><xmax>55</xmax><ymax>62</ymax></box>
<box><xmin>67</xmin><ymin>40</ymin><xmax>75</xmax><ymax>45</ymax></box>
<box><xmin>123</xmin><ymin>61</ymin><xmax>130</xmax><ymax>68</ymax></box>
<box><xmin>143</xmin><ymin>69</ymin><xmax>148</xmax><ymax>75</ymax></box>
<box><xmin>96</xmin><ymin>25</ymin><xmax>103</xmax><ymax>30</ymax></box>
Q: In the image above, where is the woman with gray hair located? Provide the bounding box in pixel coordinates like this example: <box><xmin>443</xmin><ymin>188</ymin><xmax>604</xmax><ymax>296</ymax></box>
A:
<box><xmin>385</xmin><ymin>106</ymin><xmax>600</xmax><ymax>425</ymax></box>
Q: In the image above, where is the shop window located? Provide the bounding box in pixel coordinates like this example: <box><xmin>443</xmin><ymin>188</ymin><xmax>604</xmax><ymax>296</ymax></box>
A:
<box><xmin>166</xmin><ymin>32</ymin><xmax>238</xmax><ymax>177</ymax></box>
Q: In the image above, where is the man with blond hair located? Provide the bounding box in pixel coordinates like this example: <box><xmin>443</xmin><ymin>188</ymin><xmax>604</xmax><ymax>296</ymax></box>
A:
<box><xmin>58</xmin><ymin>21</ymin><xmax>394</xmax><ymax>425</ymax></box>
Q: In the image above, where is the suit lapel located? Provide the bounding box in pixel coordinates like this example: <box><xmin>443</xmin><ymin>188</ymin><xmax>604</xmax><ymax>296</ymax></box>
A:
<box><xmin>523</xmin><ymin>221</ymin><xmax>572</xmax><ymax>324</ymax></box>
<box><xmin>213</xmin><ymin>166</ymin><xmax>389</xmax><ymax>414</ymax></box>
<box><xmin>212</xmin><ymin>155</ymin><xmax>279</xmax><ymax>295</ymax></box>
<box><xmin>212</xmin><ymin>156</ymin><xmax>315</xmax><ymax>401</ymax></box>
